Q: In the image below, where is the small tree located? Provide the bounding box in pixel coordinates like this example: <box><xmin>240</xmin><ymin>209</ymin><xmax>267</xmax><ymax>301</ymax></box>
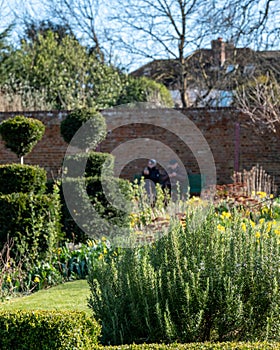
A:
<box><xmin>60</xmin><ymin>107</ymin><xmax>106</xmax><ymax>150</ymax></box>
<box><xmin>235</xmin><ymin>73</ymin><xmax>280</xmax><ymax>132</ymax></box>
<box><xmin>0</xmin><ymin>115</ymin><xmax>45</xmax><ymax>164</ymax></box>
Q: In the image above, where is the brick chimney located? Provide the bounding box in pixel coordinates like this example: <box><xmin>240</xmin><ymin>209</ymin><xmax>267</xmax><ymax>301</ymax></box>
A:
<box><xmin>211</xmin><ymin>37</ymin><xmax>226</xmax><ymax>66</ymax></box>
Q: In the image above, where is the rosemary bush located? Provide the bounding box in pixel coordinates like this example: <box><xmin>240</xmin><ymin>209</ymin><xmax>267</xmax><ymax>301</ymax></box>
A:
<box><xmin>88</xmin><ymin>205</ymin><xmax>280</xmax><ymax>345</ymax></box>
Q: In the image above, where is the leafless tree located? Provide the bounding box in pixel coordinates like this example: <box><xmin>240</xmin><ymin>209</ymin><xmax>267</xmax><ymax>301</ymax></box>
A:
<box><xmin>199</xmin><ymin>0</ymin><xmax>280</xmax><ymax>50</ymax></box>
<box><xmin>8</xmin><ymin>0</ymin><xmax>111</xmax><ymax>62</ymax></box>
<box><xmin>0</xmin><ymin>0</ymin><xmax>14</xmax><ymax>36</ymax></box>
<box><xmin>109</xmin><ymin>0</ymin><xmax>207</xmax><ymax>107</ymax></box>
<box><xmin>41</xmin><ymin>0</ymin><xmax>110</xmax><ymax>62</ymax></box>
<box><xmin>235</xmin><ymin>73</ymin><xmax>280</xmax><ymax>132</ymax></box>
<box><xmin>107</xmin><ymin>0</ymin><xmax>280</xmax><ymax>107</ymax></box>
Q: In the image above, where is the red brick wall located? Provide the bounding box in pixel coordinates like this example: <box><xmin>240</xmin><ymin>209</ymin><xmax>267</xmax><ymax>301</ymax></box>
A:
<box><xmin>100</xmin><ymin>107</ymin><xmax>280</xmax><ymax>189</ymax></box>
<box><xmin>0</xmin><ymin>109</ymin><xmax>279</xmax><ymax>189</ymax></box>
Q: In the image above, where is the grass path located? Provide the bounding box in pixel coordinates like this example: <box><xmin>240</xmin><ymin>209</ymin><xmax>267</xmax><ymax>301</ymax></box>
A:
<box><xmin>0</xmin><ymin>279</ymin><xmax>91</xmax><ymax>315</ymax></box>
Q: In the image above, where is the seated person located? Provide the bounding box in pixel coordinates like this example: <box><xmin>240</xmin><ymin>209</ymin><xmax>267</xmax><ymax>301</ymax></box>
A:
<box><xmin>142</xmin><ymin>159</ymin><xmax>160</xmax><ymax>184</ymax></box>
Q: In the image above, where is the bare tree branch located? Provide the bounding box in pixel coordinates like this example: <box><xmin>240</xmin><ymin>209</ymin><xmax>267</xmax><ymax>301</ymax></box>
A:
<box><xmin>109</xmin><ymin>0</ymin><xmax>204</xmax><ymax>107</ymax></box>
<box><xmin>235</xmin><ymin>73</ymin><xmax>280</xmax><ymax>132</ymax></box>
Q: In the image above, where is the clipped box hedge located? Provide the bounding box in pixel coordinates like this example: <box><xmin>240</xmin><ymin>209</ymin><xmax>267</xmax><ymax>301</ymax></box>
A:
<box><xmin>0</xmin><ymin>164</ymin><xmax>47</xmax><ymax>194</ymax></box>
<box><xmin>0</xmin><ymin>310</ymin><xmax>101</xmax><ymax>350</ymax></box>
<box><xmin>61</xmin><ymin>175</ymin><xmax>131</xmax><ymax>242</ymax></box>
<box><xmin>101</xmin><ymin>342</ymin><xmax>280</xmax><ymax>349</ymax></box>
<box><xmin>63</xmin><ymin>151</ymin><xmax>114</xmax><ymax>178</ymax></box>
<box><xmin>0</xmin><ymin>192</ymin><xmax>61</xmax><ymax>263</ymax></box>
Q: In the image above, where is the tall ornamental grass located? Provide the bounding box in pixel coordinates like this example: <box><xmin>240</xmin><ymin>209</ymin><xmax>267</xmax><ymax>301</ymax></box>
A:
<box><xmin>88</xmin><ymin>205</ymin><xmax>280</xmax><ymax>345</ymax></box>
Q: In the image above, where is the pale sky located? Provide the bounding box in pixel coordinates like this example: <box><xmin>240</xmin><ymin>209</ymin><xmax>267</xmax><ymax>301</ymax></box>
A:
<box><xmin>2</xmin><ymin>0</ymin><xmax>280</xmax><ymax>72</ymax></box>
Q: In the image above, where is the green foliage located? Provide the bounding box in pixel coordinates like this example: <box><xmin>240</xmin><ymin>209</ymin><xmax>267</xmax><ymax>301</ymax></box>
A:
<box><xmin>0</xmin><ymin>241</ymin><xmax>64</xmax><ymax>298</ymax></box>
<box><xmin>0</xmin><ymin>29</ymin><xmax>175</xmax><ymax>110</ymax></box>
<box><xmin>62</xmin><ymin>150</ymin><xmax>131</xmax><ymax>243</ymax></box>
<box><xmin>87</xmin><ymin>175</ymin><xmax>132</xmax><ymax>228</ymax></box>
<box><xmin>0</xmin><ymin>115</ymin><xmax>45</xmax><ymax>159</ymax></box>
<box><xmin>3</xmin><ymin>30</ymin><xmax>122</xmax><ymax>110</ymax></box>
<box><xmin>0</xmin><ymin>310</ymin><xmax>101</xmax><ymax>350</ymax></box>
<box><xmin>0</xmin><ymin>164</ymin><xmax>46</xmax><ymax>194</ymax></box>
<box><xmin>52</xmin><ymin>239</ymin><xmax>113</xmax><ymax>280</ymax></box>
<box><xmin>117</xmin><ymin>75</ymin><xmax>174</xmax><ymax>107</ymax></box>
<box><xmin>0</xmin><ymin>26</ymin><xmax>13</xmax><ymax>82</ymax></box>
<box><xmin>63</xmin><ymin>151</ymin><xmax>114</xmax><ymax>178</ymax></box>
<box><xmin>0</xmin><ymin>191</ymin><xmax>62</xmax><ymax>264</ymax></box>
<box><xmin>1</xmin><ymin>238</ymin><xmax>112</xmax><ymax>299</ymax></box>
<box><xmin>61</xmin><ymin>176</ymin><xmax>131</xmax><ymax>242</ymax></box>
<box><xmin>60</xmin><ymin>108</ymin><xmax>106</xmax><ymax>148</ymax></box>
<box><xmin>88</xmin><ymin>206</ymin><xmax>280</xmax><ymax>345</ymax></box>
<box><xmin>100</xmin><ymin>342</ymin><xmax>280</xmax><ymax>349</ymax></box>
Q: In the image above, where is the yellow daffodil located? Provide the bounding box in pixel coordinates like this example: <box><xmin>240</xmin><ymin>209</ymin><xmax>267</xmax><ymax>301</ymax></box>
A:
<box><xmin>180</xmin><ymin>221</ymin><xmax>186</xmax><ymax>228</ymax></box>
<box><xmin>217</xmin><ymin>224</ymin><xmax>225</xmax><ymax>232</ymax></box>
<box><xmin>34</xmin><ymin>276</ymin><xmax>40</xmax><ymax>283</ymax></box>
<box><xmin>241</xmin><ymin>223</ymin><xmax>247</xmax><ymax>232</ymax></box>
<box><xmin>257</xmin><ymin>191</ymin><xmax>267</xmax><ymax>199</ymax></box>
<box><xmin>266</xmin><ymin>221</ymin><xmax>273</xmax><ymax>232</ymax></box>
<box><xmin>87</xmin><ymin>240</ymin><xmax>94</xmax><ymax>247</ymax></box>
<box><xmin>245</xmin><ymin>210</ymin><xmax>251</xmax><ymax>217</ymax></box>
<box><xmin>259</xmin><ymin>218</ymin><xmax>265</xmax><ymax>225</ymax></box>
<box><xmin>255</xmin><ymin>231</ymin><xmax>261</xmax><ymax>239</ymax></box>
<box><xmin>250</xmin><ymin>220</ymin><xmax>256</xmax><ymax>228</ymax></box>
<box><xmin>221</xmin><ymin>211</ymin><xmax>231</xmax><ymax>219</ymax></box>
<box><xmin>262</xmin><ymin>207</ymin><xmax>269</xmax><ymax>214</ymax></box>
<box><xmin>6</xmin><ymin>275</ymin><xmax>12</xmax><ymax>283</ymax></box>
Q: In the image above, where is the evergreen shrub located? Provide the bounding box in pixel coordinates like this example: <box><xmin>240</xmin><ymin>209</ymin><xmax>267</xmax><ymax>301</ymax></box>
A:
<box><xmin>0</xmin><ymin>115</ymin><xmax>45</xmax><ymax>159</ymax></box>
<box><xmin>100</xmin><ymin>342</ymin><xmax>280</xmax><ymax>349</ymax></box>
<box><xmin>60</xmin><ymin>108</ymin><xmax>106</xmax><ymax>148</ymax></box>
<box><xmin>63</xmin><ymin>151</ymin><xmax>114</xmax><ymax>178</ymax></box>
<box><xmin>61</xmin><ymin>176</ymin><xmax>131</xmax><ymax>242</ymax></box>
<box><xmin>0</xmin><ymin>192</ymin><xmax>62</xmax><ymax>263</ymax></box>
<box><xmin>117</xmin><ymin>76</ymin><xmax>174</xmax><ymax>107</ymax></box>
<box><xmin>0</xmin><ymin>310</ymin><xmax>101</xmax><ymax>350</ymax></box>
<box><xmin>0</xmin><ymin>164</ymin><xmax>47</xmax><ymax>194</ymax></box>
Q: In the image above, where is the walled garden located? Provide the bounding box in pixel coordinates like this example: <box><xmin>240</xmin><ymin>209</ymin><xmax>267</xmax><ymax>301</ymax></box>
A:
<box><xmin>0</xmin><ymin>111</ymin><xmax>280</xmax><ymax>349</ymax></box>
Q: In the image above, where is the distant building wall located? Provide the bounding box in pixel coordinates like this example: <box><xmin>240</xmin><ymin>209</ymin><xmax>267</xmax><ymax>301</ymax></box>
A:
<box><xmin>0</xmin><ymin>109</ymin><xmax>279</xmax><ymax>190</ymax></box>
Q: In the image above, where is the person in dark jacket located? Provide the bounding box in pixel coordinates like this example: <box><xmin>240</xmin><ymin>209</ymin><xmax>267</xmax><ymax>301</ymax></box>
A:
<box><xmin>142</xmin><ymin>159</ymin><xmax>160</xmax><ymax>184</ymax></box>
<box><xmin>142</xmin><ymin>159</ymin><xmax>160</xmax><ymax>204</ymax></box>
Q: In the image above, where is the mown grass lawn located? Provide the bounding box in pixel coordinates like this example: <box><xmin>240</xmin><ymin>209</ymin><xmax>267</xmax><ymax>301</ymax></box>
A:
<box><xmin>0</xmin><ymin>279</ymin><xmax>91</xmax><ymax>315</ymax></box>
<box><xmin>1</xmin><ymin>282</ymin><xmax>280</xmax><ymax>350</ymax></box>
